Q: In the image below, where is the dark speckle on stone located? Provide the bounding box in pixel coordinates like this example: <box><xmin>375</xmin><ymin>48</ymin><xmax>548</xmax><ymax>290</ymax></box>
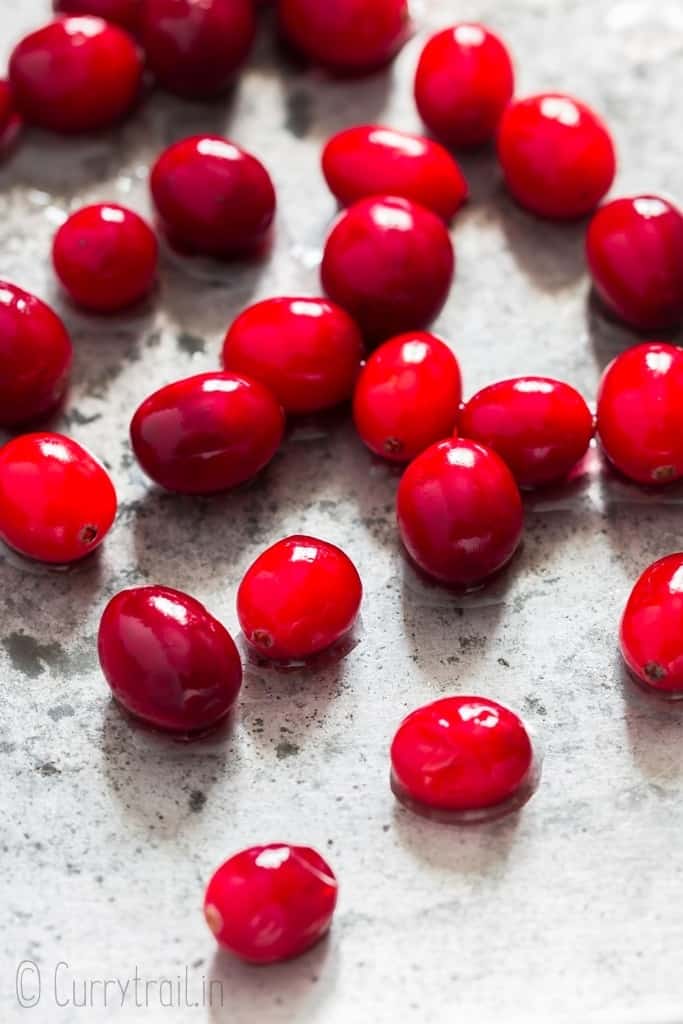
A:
<box><xmin>498</xmin><ymin>657</ymin><xmax>511</xmax><ymax>668</ymax></box>
<box><xmin>62</xmin><ymin>408</ymin><xmax>102</xmax><ymax>427</ymax></box>
<box><xmin>3</xmin><ymin>633</ymin><xmax>65</xmax><ymax>680</ymax></box>
<box><xmin>0</xmin><ymin>741</ymin><xmax>16</xmax><ymax>754</ymax></box>
<box><xmin>177</xmin><ymin>332</ymin><xmax>206</xmax><ymax>356</ymax></box>
<box><xmin>36</xmin><ymin>763</ymin><xmax>60</xmax><ymax>776</ymax></box>
<box><xmin>47</xmin><ymin>704</ymin><xmax>75</xmax><ymax>722</ymax></box>
<box><xmin>189</xmin><ymin>790</ymin><xmax>207</xmax><ymax>813</ymax></box>
<box><xmin>285</xmin><ymin>87</ymin><xmax>313</xmax><ymax>138</ymax></box>
<box><xmin>276</xmin><ymin>740</ymin><xmax>300</xmax><ymax>760</ymax></box>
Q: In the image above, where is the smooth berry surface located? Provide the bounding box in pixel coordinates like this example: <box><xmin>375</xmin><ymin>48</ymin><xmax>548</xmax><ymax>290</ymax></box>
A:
<box><xmin>0</xmin><ymin>80</ymin><xmax>22</xmax><ymax>154</ymax></box>
<box><xmin>353</xmin><ymin>332</ymin><xmax>461</xmax><ymax>462</ymax></box>
<box><xmin>204</xmin><ymin>844</ymin><xmax>338</xmax><ymax>963</ymax></box>
<box><xmin>237</xmin><ymin>535</ymin><xmax>363</xmax><ymax>660</ymax></box>
<box><xmin>397</xmin><ymin>438</ymin><xmax>523</xmax><ymax>587</ymax></box>
<box><xmin>0</xmin><ymin>433</ymin><xmax>117</xmax><ymax>563</ymax></box>
<box><xmin>98</xmin><ymin>585</ymin><xmax>242</xmax><ymax>733</ymax></box>
<box><xmin>53</xmin><ymin>0</ymin><xmax>141</xmax><ymax>31</ymax></box>
<box><xmin>620</xmin><ymin>554</ymin><xmax>683</xmax><ymax>693</ymax></box>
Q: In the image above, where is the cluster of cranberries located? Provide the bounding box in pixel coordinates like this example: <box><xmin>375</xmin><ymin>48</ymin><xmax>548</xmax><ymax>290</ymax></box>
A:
<box><xmin>1</xmin><ymin>0</ymin><xmax>682</xmax><ymax>966</ymax></box>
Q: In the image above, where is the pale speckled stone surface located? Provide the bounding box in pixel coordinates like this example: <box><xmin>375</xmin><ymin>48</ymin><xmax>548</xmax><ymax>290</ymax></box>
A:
<box><xmin>1</xmin><ymin>1</ymin><xmax>683</xmax><ymax>1022</ymax></box>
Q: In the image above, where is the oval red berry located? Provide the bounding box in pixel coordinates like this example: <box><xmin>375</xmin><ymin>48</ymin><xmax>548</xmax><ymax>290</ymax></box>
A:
<box><xmin>621</xmin><ymin>554</ymin><xmax>683</xmax><ymax>694</ymax></box>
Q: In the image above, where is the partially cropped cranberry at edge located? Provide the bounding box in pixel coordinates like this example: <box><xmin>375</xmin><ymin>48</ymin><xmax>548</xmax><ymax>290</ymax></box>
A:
<box><xmin>0</xmin><ymin>80</ymin><xmax>22</xmax><ymax>154</ymax></box>
<box><xmin>621</xmin><ymin>554</ymin><xmax>683</xmax><ymax>694</ymax></box>
<box><xmin>53</xmin><ymin>0</ymin><xmax>142</xmax><ymax>32</ymax></box>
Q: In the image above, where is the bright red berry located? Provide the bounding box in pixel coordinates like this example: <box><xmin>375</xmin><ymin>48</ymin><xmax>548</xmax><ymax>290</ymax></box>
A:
<box><xmin>0</xmin><ymin>80</ymin><xmax>22</xmax><ymax>154</ymax></box>
<box><xmin>150</xmin><ymin>135</ymin><xmax>276</xmax><ymax>259</ymax></box>
<box><xmin>204</xmin><ymin>844</ymin><xmax>338</xmax><ymax>963</ymax></box>
<box><xmin>53</xmin><ymin>0</ymin><xmax>141</xmax><ymax>32</ymax></box>
<box><xmin>353</xmin><ymin>332</ymin><xmax>461</xmax><ymax>463</ymax></box>
<box><xmin>0</xmin><ymin>282</ymin><xmax>72</xmax><ymax>428</ymax></box>
<box><xmin>0</xmin><ymin>433</ymin><xmax>117</xmax><ymax>564</ymax></box>
<box><xmin>620</xmin><ymin>554</ymin><xmax>683</xmax><ymax>694</ymax></box>
<box><xmin>459</xmin><ymin>377</ymin><xmax>594</xmax><ymax>488</ymax></box>
<box><xmin>397</xmin><ymin>438</ymin><xmax>523</xmax><ymax>587</ymax></box>
<box><xmin>414</xmin><ymin>23</ymin><xmax>514</xmax><ymax>148</ymax></box>
<box><xmin>497</xmin><ymin>93</ymin><xmax>616</xmax><ymax>219</ymax></box>
<box><xmin>321</xmin><ymin>196</ymin><xmax>454</xmax><ymax>345</ymax></box>
<box><xmin>52</xmin><ymin>203</ymin><xmax>158</xmax><ymax>313</ymax></box>
<box><xmin>237</xmin><ymin>535</ymin><xmax>362</xmax><ymax>661</ymax></box>
<box><xmin>98</xmin><ymin>585</ymin><xmax>242</xmax><ymax>733</ymax></box>
<box><xmin>9</xmin><ymin>17</ymin><xmax>143</xmax><ymax>134</ymax></box>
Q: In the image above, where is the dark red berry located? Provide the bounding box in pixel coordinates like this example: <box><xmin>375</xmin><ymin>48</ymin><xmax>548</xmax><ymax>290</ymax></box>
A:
<box><xmin>53</xmin><ymin>0</ymin><xmax>141</xmax><ymax>32</ymax></box>
<box><xmin>620</xmin><ymin>554</ymin><xmax>683</xmax><ymax>693</ymax></box>
<box><xmin>0</xmin><ymin>80</ymin><xmax>22</xmax><ymax>154</ymax></box>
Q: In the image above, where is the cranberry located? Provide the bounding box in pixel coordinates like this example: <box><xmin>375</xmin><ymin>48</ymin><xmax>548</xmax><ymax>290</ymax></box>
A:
<box><xmin>98</xmin><ymin>585</ymin><xmax>242</xmax><ymax>732</ymax></box>
<box><xmin>353</xmin><ymin>332</ymin><xmax>461</xmax><ymax>463</ymax></box>
<box><xmin>222</xmin><ymin>297</ymin><xmax>363</xmax><ymax>415</ymax></box>
<box><xmin>620</xmin><ymin>554</ymin><xmax>683</xmax><ymax>694</ymax></box>
<box><xmin>237</xmin><ymin>535</ymin><xmax>362</xmax><ymax>660</ymax></box>
<box><xmin>53</xmin><ymin>0</ymin><xmax>141</xmax><ymax>32</ymax></box>
<box><xmin>150</xmin><ymin>135</ymin><xmax>276</xmax><ymax>259</ymax></box>
<box><xmin>321</xmin><ymin>196</ymin><xmax>454</xmax><ymax>345</ymax></box>
<box><xmin>459</xmin><ymin>377</ymin><xmax>594</xmax><ymax>488</ymax></box>
<box><xmin>0</xmin><ymin>80</ymin><xmax>22</xmax><ymax>154</ymax></box>
<box><xmin>131</xmin><ymin>372</ymin><xmax>284</xmax><ymax>494</ymax></box>
<box><xmin>204</xmin><ymin>844</ymin><xmax>338</xmax><ymax>963</ymax></box>
<box><xmin>322</xmin><ymin>125</ymin><xmax>468</xmax><ymax>222</ymax></box>
<box><xmin>597</xmin><ymin>342</ymin><xmax>683</xmax><ymax>485</ymax></box>
<box><xmin>0</xmin><ymin>433</ymin><xmax>117</xmax><ymax>564</ymax></box>
<box><xmin>497</xmin><ymin>93</ymin><xmax>616</xmax><ymax>219</ymax></box>
<box><xmin>52</xmin><ymin>203</ymin><xmax>158</xmax><ymax>313</ymax></box>
<box><xmin>0</xmin><ymin>282</ymin><xmax>72</xmax><ymax>428</ymax></box>
<box><xmin>414</xmin><ymin>23</ymin><xmax>514</xmax><ymax>148</ymax></box>
<box><xmin>9</xmin><ymin>17</ymin><xmax>143</xmax><ymax>134</ymax></box>
<box><xmin>141</xmin><ymin>0</ymin><xmax>255</xmax><ymax>99</ymax></box>
<box><xmin>391</xmin><ymin>696</ymin><xmax>534</xmax><ymax>816</ymax></box>
<box><xmin>397</xmin><ymin>438</ymin><xmax>523</xmax><ymax>587</ymax></box>
<box><xmin>586</xmin><ymin>195</ymin><xmax>683</xmax><ymax>331</ymax></box>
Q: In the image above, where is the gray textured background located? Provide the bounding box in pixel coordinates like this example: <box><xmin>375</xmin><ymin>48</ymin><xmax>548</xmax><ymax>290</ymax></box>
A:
<box><xmin>1</xmin><ymin>1</ymin><xmax>683</xmax><ymax>1021</ymax></box>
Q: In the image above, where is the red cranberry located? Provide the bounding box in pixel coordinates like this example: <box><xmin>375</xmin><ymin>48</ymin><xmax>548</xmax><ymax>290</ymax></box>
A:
<box><xmin>131</xmin><ymin>371</ymin><xmax>284</xmax><ymax>494</ymax></box>
<box><xmin>620</xmin><ymin>554</ymin><xmax>683</xmax><ymax>694</ymax></box>
<box><xmin>0</xmin><ymin>282</ymin><xmax>72</xmax><ymax>428</ymax></box>
<box><xmin>0</xmin><ymin>433</ymin><xmax>117</xmax><ymax>564</ymax></box>
<box><xmin>322</xmin><ymin>125</ymin><xmax>468</xmax><ymax>222</ymax></box>
<box><xmin>237</xmin><ymin>535</ymin><xmax>362</xmax><ymax>660</ymax></box>
<box><xmin>98</xmin><ymin>585</ymin><xmax>242</xmax><ymax>732</ymax></box>
<box><xmin>9</xmin><ymin>17</ymin><xmax>143</xmax><ymax>134</ymax></box>
<box><xmin>414</xmin><ymin>23</ymin><xmax>514</xmax><ymax>148</ymax></box>
<box><xmin>586</xmin><ymin>195</ymin><xmax>683</xmax><ymax>331</ymax></box>
<box><xmin>204</xmin><ymin>844</ymin><xmax>338</xmax><ymax>963</ymax></box>
<box><xmin>141</xmin><ymin>0</ymin><xmax>255</xmax><ymax>99</ymax></box>
<box><xmin>150</xmin><ymin>135</ymin><xmax>276</xmax><ymax>259</ymax></box>
<box><xmin>0</xmin><ymin>81</ymin><xmax>22</xmax><ymax>154</ymax></box>
<box><xmin>596</xmin><ymin>342</ymin><xmax>683</xmax><ymax>485</ymax></box>
<box><xmin>353</xmin><ymin>332</ymin><xmax>461</xmax><ymax>463</ymax></box>
<box><xmin>497</xmin><ymin>93</ymin><xmax>616</xmax><ymax>219</ymax></box>
<box><xmin>53</xmin><ymin>203</ymin><xmax>158</xmax><ymax>313</ymax></box>
<box><xmin>459</xmin><ymin>377</ymin><xmax>594</xmax><ymax>488</ymax></box>
<box><xmin>222</xmin><ymin>297</ymin><xmax>363</xmax><ymax>415</ymax></box>
<box><xmin>321</xmin><ymin>196</ymin><xmax>454</xmax><ymax>345</ymax></box>
<box><xmin>397</xmin><ymin>438</ymin><xmax>523</xmax><ymax>587</ymax></box>
<box><xmin>53</xmin><ymin>0</ymin><xmax>141</xmax><ymax>32</ymax></box>
<box><xmin>391</xmin><ymin>696</ymin><xmax>534</xmax><ymax>815</ymax></box>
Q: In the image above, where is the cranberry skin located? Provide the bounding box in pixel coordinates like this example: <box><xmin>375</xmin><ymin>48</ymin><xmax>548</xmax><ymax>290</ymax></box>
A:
<box><xmin>222</xmin><ymin>297</ymin><xmax>363</xmax><ymax>415</ymax></box>
<box><xmin>397</xmin><ymin>438</ymin><xmax>523</xmax><ymax>587</ymax></box>
<box><xmin>414</xmin><ymin>24</ymin><xmax>514</xmax><ymax>148</ymax></box>
<box><xmin>620</xmin><ymin>554</ymin><xmax>683</xmax><ymax>693</ymax></box>
<box><xmin>0</xmin><ymin>433</ymin><xmax>117</xmax><ymax>564</ymax></box>
<box><xmin>497</xmin><ymin>94</ymin><xmax>616</xmax><ymax>220</ymax></box>
<box><xmin>353</xmin><ymin>332</ymin><xmax>461</xmax><ymax>463</ymax></box>
<box><xmin>391</xmin><ymin>696</ymin><xmax>533</xmax><ymax>813</ymax></box>
<box><xmin>321</xmin><ymin>196</ymin><xmax>454</xmax><ymax>345</ymax></box>
<box><xmin>9</xmin><ymin>18</ymin><xmax>143</xmax><ymax>134</ymax></box>
<box><xmin>459</xmin><ymin>377</ymin><xmax>594</xmax><ymax>488</ymax></box>
<box><xmin>53</xmin><ymin>0</ymin><xmax>141</xmax><ymax>32</ymax></box>
<box><xmin>322</xmin><ymin>125</ymin><xmax>468</xmax><ymax>222</ymax></box>
<box><xmin>150</xmin><ymin>135</ymin><xmax>276</xmax><ymax>259</ymax></box>
<box><xmin>0</xmin><ymin>80</ymin><xmax>22</xmax><ymax>154</ymax></box>
<box><xmin>0</xmin><ymin>283</ymin><xmax>72</xmax><ymax>428</ymax></box>
<box><xmin>204</xmin><ymin>844</ymin><xmax>338</xmax><ymax>963</ymax></box>
<box><xmin>237</xmin><ymin>535</ymin><xmax>363</xmax><ymax>660</ymax></box>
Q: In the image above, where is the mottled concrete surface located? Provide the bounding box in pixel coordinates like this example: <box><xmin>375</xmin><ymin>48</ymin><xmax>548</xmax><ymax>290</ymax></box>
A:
<box><xmin>1</xmin><ymin>1</ymin><xmax>683</xmax><ymax>1022</ymax></box>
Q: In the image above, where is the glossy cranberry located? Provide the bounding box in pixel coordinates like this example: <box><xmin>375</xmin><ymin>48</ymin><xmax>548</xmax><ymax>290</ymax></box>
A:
<box><xmin>497</xmin><ymin>93</ymin><xmax>616</xmax><ymax>219</ymax></box>
<box><xmin>53</xmin><ymin>203</ymin><xmax>158</xmax><ymax>313</ymax></box>
<box><xmin>237</xmin><ymin>535</ymin><xmax>362</xmax><ymax>660</ymax></box>
<box><xmin>0</xmin><ymin>433</ymin><xmax>117</xmax><ymax>563</ymax></box>
<box><xmin>98</xmin><ymin>585</ymin><xmax>242</xmax><ymax>732</ymax></box>
<box><xmin>321</xmin><ymin>196</ymin><xmax>454</xmax><ymax>345</ymax></box>
<box><xmin>586</xmin><ymin>195</ymin><xmax>683</xmax><ymax>331</ymax></box>
<box><xmin>150</xmin><ymin>135</ymin><xmax>276</xmax><ymax>259</ymax></box>
<box><xmin>0</xmin><ymin>283</ymin><xmax>72</xmax><ymax>427</ymax></box>
<box><xmin>353</xmin><ymin>332</ymin><xmax>461</xmax><ymax>463</ymax></box>
<box><xmin>620</xmin><ymin>554</ymin><xmax>683</xmax><ymax>693</ymax></box>
<box><xmin>53</xmin><ymin>0</ymin><xmax>141</xmax><ymax>32</ymax></box>
<box><xmin>204</xmin><ymin>844</ymin><xmax>338</xmax><ymax>963</ymax></box>
<box><xmin>322</xmin><ymin>125</ymin><xmax>468</xmax><ymax>222</ymax></box>
<box><xmin>391</xmin><ymin>696</ymin><xmax>534</xmax><ymax>815</ymax></box>
<box><xmin>141</xmin><ymin>0</ymin><xmax>255</xmax><ymax>99</ymax></box>
<box><xmin>9</xmin><ymin>17</ymin><xmax>143</xmax><ymax>134</ymax></box>
<box><xmin>414</xmin><ymin>23</ymin><xmax>514</xmax><ymax>148</ymax></box>
<box><xmin>0</xmin><ymin>80</ymin><xmax>22</xmax><ymax>154</ymax></box>
<box><xmin>597</xmin><ymin>342</ymin><xmax>683</xmax><ymax>484</ymax></box>
<box><xmin>459</xmin><ymin>377</ymin><xmax>594</xmax><ymax>488</ymax></box>
<box><xmin>397</xmin><ymin>438</ymin><xmax>523</xmax><ymax>587</ymax></box>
